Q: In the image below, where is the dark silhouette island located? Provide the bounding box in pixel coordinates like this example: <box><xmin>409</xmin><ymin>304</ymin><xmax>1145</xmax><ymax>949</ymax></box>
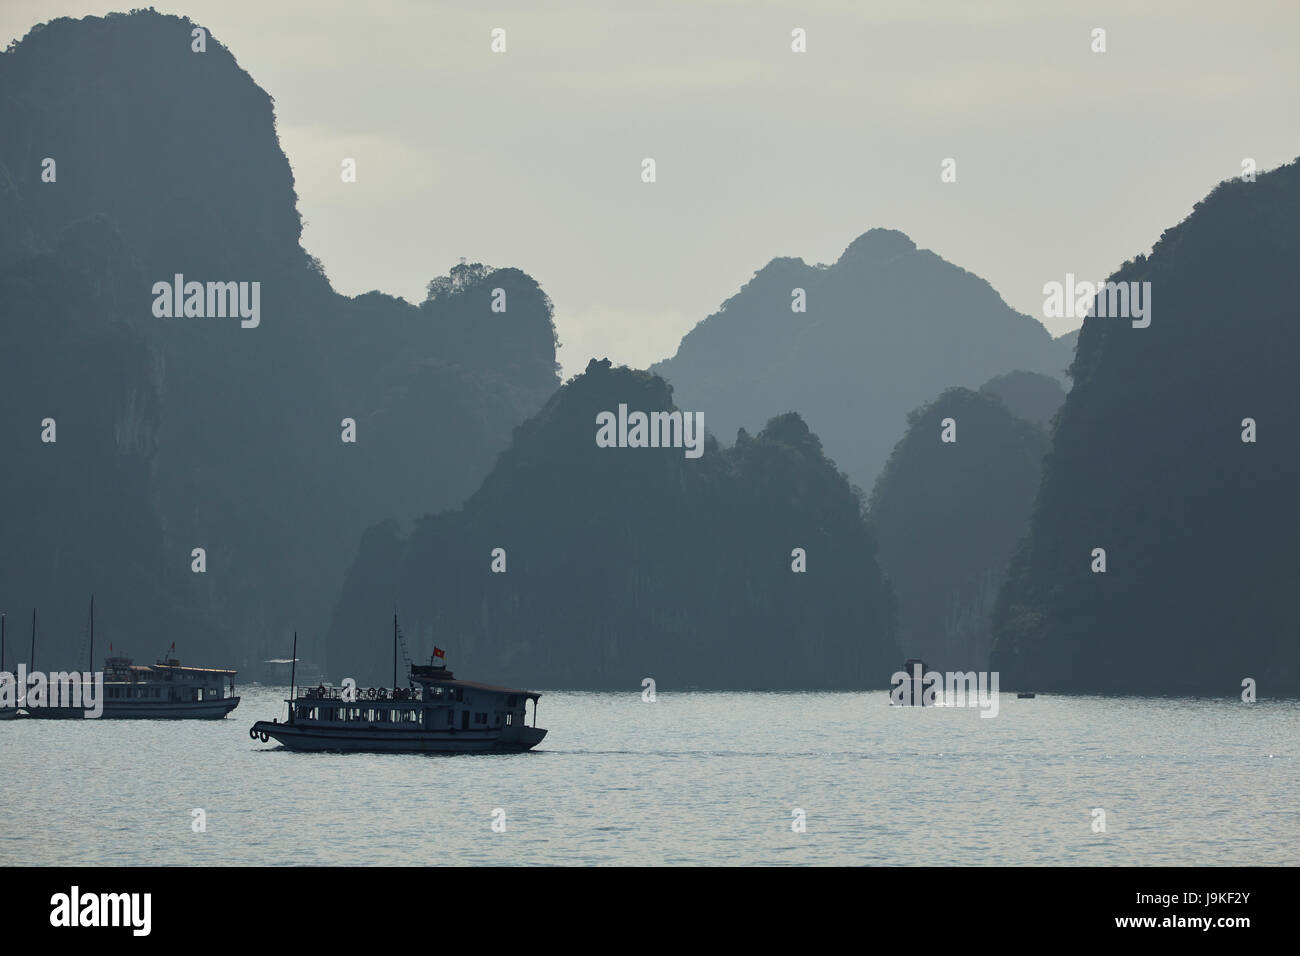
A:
<box><xmin>327</xmin><ymin>359</ymin><xmax>899</xmax><ymax>689</ymax></box>
<box><xmin>992</xmin><ymin>160</ymin><xmax>1300</xmax><ymax>696</ymax></box>
<box><xmin>0</xmin><ymin>12</ymin><xmax>559</xmax><ymax>669</ymax></box>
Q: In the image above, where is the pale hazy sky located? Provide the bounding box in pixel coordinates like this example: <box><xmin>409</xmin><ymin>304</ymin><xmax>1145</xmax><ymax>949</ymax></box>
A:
<box><xmin>6</xmin><ymin>1</ymin><xmax>1299</xmax><ymax>376</ymax></box>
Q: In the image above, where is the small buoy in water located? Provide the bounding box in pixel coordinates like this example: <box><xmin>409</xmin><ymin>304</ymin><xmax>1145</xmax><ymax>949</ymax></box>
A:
<box><xmin>1017</xmin><ymin>692</ymin><xmax>1036</xmax><ymax>699</ymax></box>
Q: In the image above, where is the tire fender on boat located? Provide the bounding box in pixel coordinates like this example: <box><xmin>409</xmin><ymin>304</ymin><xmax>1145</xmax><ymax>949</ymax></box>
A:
<box><xmin>259</xmin><ymin>730</ymin><xmax>269</xmax><ymax>743</ymax></box>
<box><xmin>249</xmin><ymin>726</ymin><xmax>258</xmax><ymax>740</ymax></box>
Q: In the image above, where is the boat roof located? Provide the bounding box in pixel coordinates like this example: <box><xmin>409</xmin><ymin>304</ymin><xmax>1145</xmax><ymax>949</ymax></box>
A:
<box><xmin>408</xmin><ymin>669</ymin><xmax>539</xmax><ymax>698</ymax></box>
<box><xmin>153</xmin><ymin>663</ymin><xmax>237</xmax><ymax>675</ymax></box>
<box><xmin>117</xmin><ymin>663</ymin><xmax>236</xmax><ymax>675</ymax></box>
<box><xmin>446</xmin><ymin>679</ymin><xmax>541</xmax><ymax>699</ymax></box>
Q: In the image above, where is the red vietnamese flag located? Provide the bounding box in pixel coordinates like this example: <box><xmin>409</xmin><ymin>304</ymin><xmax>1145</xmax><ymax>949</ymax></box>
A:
<box><xmin>433</xmin><ymin>647</ymin><xmax>445</xmax><ymax>659</ymax></box>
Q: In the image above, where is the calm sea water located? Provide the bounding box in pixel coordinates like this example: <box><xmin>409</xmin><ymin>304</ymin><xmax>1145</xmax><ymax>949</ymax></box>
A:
<box><xmin>2</xmin><ymin>687</ymin><xmax>1296</xmax><ymax>866</ymax></box>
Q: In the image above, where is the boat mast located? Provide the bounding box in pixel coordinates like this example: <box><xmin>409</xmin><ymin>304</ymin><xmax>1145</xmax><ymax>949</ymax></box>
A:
<box><xmin>288</xmin><ymin>631</ymin><xmax>297</xmax><ymax>724</ymax></box>
<box><xmin>393</xmin><ymin>612</ymin><xmax>397</xmax><ymax>689</ymax></box>
<box><xmin>88</xmin><ymin>594</ymin><xmax>94</xmax><ymax>673</ymax></box>
<box><xmin>30</xmin><ymin>608</ymin><xmax>36</xmax><ymax>670</ymax></box>
<box><xmin>1</xmin><ymin>612</ymin><xmax>6</xmax><ymax>673</ymax></box>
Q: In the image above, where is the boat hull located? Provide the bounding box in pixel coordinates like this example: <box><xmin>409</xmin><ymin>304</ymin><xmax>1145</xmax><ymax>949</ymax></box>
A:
<box><xmin>22</xmin><ymin>696</ymin><xmax>240</xmax><ymax>720</ymax></box>
<box><xmin>250</xmin><ymin>719</ymin><xmax>546</xmax><ymax>753</ymax></box>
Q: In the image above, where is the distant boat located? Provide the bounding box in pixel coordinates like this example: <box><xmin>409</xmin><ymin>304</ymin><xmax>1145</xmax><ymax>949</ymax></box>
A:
<box><xmin>894</xmin><ymin>658</ymin><xmax>928</xmax><ymax>706</ymax></box>
<box><xmin>22</xmin><ymin>596</ymin><xmax>240</xmax><ymax>719</ymax></box>
<box><xmin>0</xmin><ymin>613</ymin><xmax>16</xmax><ymax>719</ymax></box>
<box><xmin>250</xmin><ymin>620</ymin><xmax>546</xmax><ymax>753</ymax></box>
<box><xmin>264</xmin><ymin>657</ymin><xmax>327</xmax><ymax>688</ymax></box>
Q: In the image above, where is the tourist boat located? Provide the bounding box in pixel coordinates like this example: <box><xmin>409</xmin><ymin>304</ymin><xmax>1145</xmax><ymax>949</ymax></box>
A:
<box><xmin>249</xmin><ymin>623</ymin><xmax>545</xmax><ymax>753</ymax></box>
<box><xmin>22</xmin><ymin>653</ymin><xmax>241</xmax><ymax>719</ymax></box>
<box><xmin>21</xmin><ymin>597</ymin><xmax>240</xmax><ymax>719</ymax></box>
<box><xmin>95</xmin><ymin>654</ymin><xmax>240</xmax><ymax>719</ymax></box>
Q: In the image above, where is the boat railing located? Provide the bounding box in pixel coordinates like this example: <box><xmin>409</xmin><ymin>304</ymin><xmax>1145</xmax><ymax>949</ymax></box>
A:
<box><xmin>297</xmin><ymin>684</ymin><xmax>423</xmax><ymax>702</ymax></box>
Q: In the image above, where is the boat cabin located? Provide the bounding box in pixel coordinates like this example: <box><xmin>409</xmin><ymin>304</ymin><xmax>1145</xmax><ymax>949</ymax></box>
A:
<box><xmin>101</xmin><ymin>655</ymin><xmax>237</xmax><ymax>703</ymax></box>
<box><xmin>290</xmin><ymin>666</ymin><xmax>540</xmax><ymax>732</ymax></box>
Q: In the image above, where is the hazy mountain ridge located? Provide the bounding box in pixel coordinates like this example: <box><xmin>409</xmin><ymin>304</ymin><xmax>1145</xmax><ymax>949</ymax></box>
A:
<box><xmin>979</xmin><ymin>370</ymin><xmax>1067</xmax><ymax>428</ymax></box>
<box><xmin>652</xmin><ymin>228</ymin><xmax>1073</xmax><ymax>491</ymax></box>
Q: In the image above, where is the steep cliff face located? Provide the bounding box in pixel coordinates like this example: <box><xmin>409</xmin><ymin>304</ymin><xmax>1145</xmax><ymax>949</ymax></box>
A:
<box><xmin>992</xmin><ymin>160</ymin><xmax>1300</xmax><ymax>695</ymax></box>
<box><xmin>327</xmin><ymin>359</ymin><xmax>899</xmax><ymax>689</ymax></box>
<box><xmin>0</xmin><ymin>12</ymin><xmax>559</xmax><ymax>670</ymax></box>
<box><xmin>0</xmin><ymin>218</ymin><xmax>222</xmax><ymax>661</ymax></box>
<box><xmin>652</xmin><ymin>229</ymin><xmax>1070</xmax><ymax>492</ymax></box>
<box><xmin>868</xmin><ymin>387</ymin><xmax>1049</xmax><ymax>671</ymax></box>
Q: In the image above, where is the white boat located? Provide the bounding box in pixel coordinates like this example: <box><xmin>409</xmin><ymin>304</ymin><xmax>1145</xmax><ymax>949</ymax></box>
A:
<box><xmin>22</xmin><ymin>654</ymin><xmax>241</xmax><ymax>720</ymax></box>
<box><xmin>263</xmin><ymin>657</ymin><xmax>327</xmax><ymax>687</ymax></box>
<box><xmin>19</xmin><ymin>598</ymin><xmax>240</xmax><ymax>719</ymax></box>
<box><xmin>250</xmin><ymin>623</ymin><xmax>545</xmax><ymax>753</ymax></box>
<box><xmin>100</xmin><ymin>655</ymin><xmax>240</xmax><ymax>719</ymax></box>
